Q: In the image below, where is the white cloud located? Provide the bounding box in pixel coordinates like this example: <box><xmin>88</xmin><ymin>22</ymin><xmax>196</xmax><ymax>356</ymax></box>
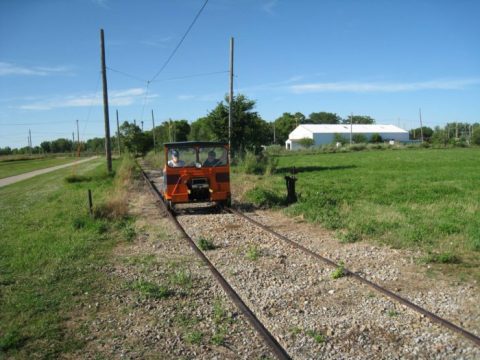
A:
<box><xmin>140</xmin><ymin>36</ymin><xmax>172</xmax><ymax>48</ymax></box>
<box><xmin>262</xmin><ymin>0</ymin><xmax>278</xmax><ymax>15</ymax></box>
<box><xmin>19</xmin><ymin>87</ymin><xmax>154</xmax><ymax>110</ymax></box>
<box><xmin>0</xmin><ymin>62</ymin><xmax>73</xmax><ymax>76</ymax></box>
<box><xmin>91</xmin><ymin>0</ymin><xmax>109</xmax><ymax>8</ymax></box>
<box><xmin>289</xmin><ymin>79</ymin><xmax>480</xmax><ymax>93</ymax></box>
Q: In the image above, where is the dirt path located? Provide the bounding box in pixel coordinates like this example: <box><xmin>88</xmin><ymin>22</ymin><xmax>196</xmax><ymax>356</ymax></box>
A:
<box><xmin>0</xmin><ymin>156</ymin><xmax>98</xmax><ymax>188</ymax></box>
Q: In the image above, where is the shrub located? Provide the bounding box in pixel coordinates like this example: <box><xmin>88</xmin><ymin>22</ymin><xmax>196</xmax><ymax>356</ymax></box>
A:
<box><xmin>198</xmin><ymin>237</ymin><xmax>216</xmax><ymax>251</ymax></box>
<box><xmin>64</xmin><ymin>174</ymin><xmax>91</xmax><ymax>183</ymax></box>
<box><xmin>370</xmin><ymin>133</ymin><xmax>383</xmax><ymax>143</ymax></box>
<box><xmin>352</xmin><ymin>134</ymin><xmax>367</xmax><ymax>143</ymax></box>
<box><xmin>349</xmin><ymin>144</ymin><xmax>366</xmax><ymax>151</ymax></box>
<box><xmin>423</xmin><ymin>252</ymin><xmax>461</xmax><ymax>264</ymax></box>
<box><xmin>298</xmin><ymin>137</ymin><xmax>315</xmax><ymax>148</ymax></box>
<box><xmin>331</xmin><ymin>262</ymin><xmax>346</xmax><ymax>279</ymax></box>
<box><xmin>246</xmin><ymin>245</ymin><xmax>260</xmax><ymax>260</ymax></box>
<box><xmin>472</xmin><ymin>127</ymin><xmax>480</xmax><ymax>145</ymax></box>
<box><xmin>239</xmin><ymin>151</ymin><xmax>278</xmax><ymax>175</ymax></box>
<box><xmin>333</xmin><ymin>133</ymin><xmax>347</xmax><ymax>145</ymax></box>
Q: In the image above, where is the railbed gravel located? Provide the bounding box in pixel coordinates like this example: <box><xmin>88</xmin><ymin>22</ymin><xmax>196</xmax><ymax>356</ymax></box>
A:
<box><xmin>72</xmin><ymin>185</ymin><xmax>273</xmax><ymax>359</ymax></box>
<box><xmin>177</xmin><ymin>208</ymin><xmax>479</xmax><ymax>359</ymax></box>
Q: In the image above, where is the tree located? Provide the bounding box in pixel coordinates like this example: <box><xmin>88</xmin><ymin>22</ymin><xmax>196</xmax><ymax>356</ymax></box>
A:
<box><xmin>40</xmin><ymin>141</ymin><xmax>51</xmax><ymax>153</ymax></box>
<box><xmin>307</xmin><ymin>112</ymin><xmax>341</xmax><ymax>124</ymax></box>
<box><xmin>343</xmin><ymin>115</ymin><xmax>375</xmax><ymax>124</ymax></box>
<box><xmin>472</xmin><ymin>127</ymin><xmax>480</xmax><ymax>145</ymax></box>
<box><xmin>370</xmin><ymin>133</ymin><xmax>382</xmax><ymax>143</ymax></box>
<box><xmin>409</xmin><ymin>126</ymin><xmax>433</xmax><ymax>141</ymax></box>
<box><xmin>195</xmin><ymin>94</ymin><xmax>270</xmax><ymax>155</ymax></box>
<box><xmin>333</xmin><ymin>133</ymin><xmax>347</xmax><ymax>145</ymax></box>
<box><xmin>273</xmin><ymin>112</ymin><xmax>297</xmax><ymax>145</ymax></box>
<box><xmin>120</xmin><ymin>121</ymin><xmax>151</xmax><ymax>155</ymax></box>
<box><xmin>189</xmin><ymin>116</ymin><xmax>213</xmax><ymax>141</ymax></box>
<box><xmin>298</xmin><ymin>137</ymin><xmax>315</xmax><ymax>148</ymax></box>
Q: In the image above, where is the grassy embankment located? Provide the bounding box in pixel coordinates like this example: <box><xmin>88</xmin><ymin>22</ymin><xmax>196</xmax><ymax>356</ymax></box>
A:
<box><xmin>239</xmin><ymin>148</ymin><xmax>480</xmax><ymax>281</ymax></box>
<box><xmin>0</xmin><ymin>156</ymin><xmax>79</xmax><ymax>179</ymax></box>
<box><xmin>0</xmin><ymin>156</ymin><xmax>137</xmax><ymax>357</ymax></box>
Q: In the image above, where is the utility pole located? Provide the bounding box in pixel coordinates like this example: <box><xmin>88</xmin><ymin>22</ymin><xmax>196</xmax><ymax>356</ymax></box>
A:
<box><xmin>350</xmin><ymin>113</ymin><xmax>353</xmax><ymax>145</ymax></box>
<box><xmin>141</xmin><ymin>120</ymin><xmax>144</xmax><ymax>131</ymax></box>
<box><xmin>72</xmin><ymin>132</ymin><xmax>75</xmax><ymax>156</ymax></box>
<box><xmin>100</xmin><ymin>28</ymin><xmax>112</xmax><ymax>173</ymax></box>
<box><xmin>228</xmin><ymin>37</ymin><xmax>234</xmax><ymax>161</ymax></box>
<box><xmin>134</xmin><ymin>119</ymin><xmax>136</xmax><ymax>126</ymax></box>
<box><xmin>76</xmin><ymin>119</ymin><xmax>80</xmax><ymax>147</ymax></box>
<box><xmin>455</xmin><ymin>122</ymin><xmax>458</xmax><ymax>139</ymax></box>
<box><xmin>116</xmin><ymin>109</ymin><xmax>121</xmax><ymax>156</ymax></box>
<box><xmin>419</xmin><ymin>108</ymin><xmax>424</xmax><ymax>143</ymax></box>
<box><xmin>151</xmin><ymin>109</ymin><xmax>157</xmax><ymax>154</ymax></box>
<box><xmin>28</xmin><ymin>129</ymin><xmax>32</xmax><ymax>155</ymax></box>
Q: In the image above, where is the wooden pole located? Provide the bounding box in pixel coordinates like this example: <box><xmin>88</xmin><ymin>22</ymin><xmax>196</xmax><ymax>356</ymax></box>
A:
<box><xmin>116</xmin><ymin>109</ymin><xmax>121</xmax><ymax>156</ymax></box>
<box><xmin>228</xmin><ymin>37</ymin><xmax>234</xmax><ymax>161</ymax></box>
<box><xmin>100</xmin><ymin>28</ymin><xmax>112</xmax><ymax>173</ymax></box>
<box><xmin>151</xmin><ymin>110</ymin><xmax>157</xmax><ymax>154</ymax></box>
<box><xmin>419</xmin><ymin>108</ymin><xmax>424</xmax><ymax>143</ymax></box>
<box><xmin>88</xmin><ymin>189</ymin><xmax>93</xmax><ymax>217</ymax></box>
<box><xmin>350</xmin><ymin>113</ymin><xmax>353</xmax><ymax>145</ymax></box>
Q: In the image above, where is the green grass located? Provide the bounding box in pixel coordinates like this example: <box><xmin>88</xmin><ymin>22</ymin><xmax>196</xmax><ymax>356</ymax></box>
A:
<box><xmin>238</xmin><ymin>148</ymin><xmax>480</xmax><ymax>281</ymax></box>
<box><xmin>197</xmin><ymin>237</ymin><xmax>216</xmax><ymax>251</ymax></box>
<box><xmin>0</xmin><ymin>156</ymin><xmax>78</xmax><ymax>179</ymax></box>
<box><xmin>129</xmin><ymin>280</ymin><xmax>172</xmax><ymax>300</ymax></box>
<box><xmin>331</xmin><ymin>262</ymin><xmax>346</xmax><ymax>279</ymax></box>
<box><xmin>245</xmin><ymin>245</ymin><xmax>261</xmax><ymax>261</ymax></box>
<box><xmin>0</xmin><ymin>157</ymin><xmax>133</xmax><ymax>357</ymax></box>
<box><xmin>305</xmin><ymin>330</ymin><xmax>326</xmax><ymax>344</ymax></box>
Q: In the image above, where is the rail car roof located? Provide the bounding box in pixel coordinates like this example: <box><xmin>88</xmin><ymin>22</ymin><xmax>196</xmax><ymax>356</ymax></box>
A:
<box><xmin>163</xmin><ymin>141</ymin><xmax>228</xmax><ymax>147</ymax></box>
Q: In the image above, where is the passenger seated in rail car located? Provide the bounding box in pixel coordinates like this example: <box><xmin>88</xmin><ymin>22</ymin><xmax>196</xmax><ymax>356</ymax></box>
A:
<box><xmin>167</xmin><ymin>150</ymin><xmax>185</xmax><ymax>167</ymax></box>
<box><xmin>202</xmin><ymin>150</ymin><xmax>218</xmax><ymax>167</ymax></box>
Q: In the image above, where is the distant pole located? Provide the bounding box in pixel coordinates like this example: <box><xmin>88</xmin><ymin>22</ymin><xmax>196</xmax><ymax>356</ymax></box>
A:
<box><xmin>72</xmin><ymin>132</ymin><xmax>75</xmax><ymax>156</ymax></box>
<box><xmin>141</xmin><ymin>120</ymin><xmax>144</xmax><ymax>131</ymax></box>
<box><xmin>350</xmin><ymin>113</ymin><xmax>353</xmax><ymax>145</ymax></box>
<box><xmin>151</xmin><ymin>110</ymin><xmax>157</xmax><ymax>154</ymax></box>
<box><xmin>419</xmin><ymin>108</ymin><xmax>424</xmax><ymax>143</ymax></box>
<box><xmin>134</xmin><ymin>119</ymin><xmax>136</xmax><ymax>126</ymax></box>
<box><xmin>100</xmin><ymin>28</ymin><xmax>112</xmax><ymax>173</ymax></box>
<box><xmin>28</xmin><ymin>129</ymin><xmax>32</xmax><ymax>155</ymax></box>
<box><xmin>228</xmin><ymin>36</ymin><xmax>234</xmax><ymax>161</ymax></box>
<box><xmin>116</xmin><ymin>109</ymin><xmax>121</xmax><ymax>156</ymax></box>
<box><xmin>76</xmin><ymin>119</ymin><xmax>80</xmax><ymax>147</ymax></box>
<box><xmin>455</xmin><ymin>122</ymin><xmax>458</xmax><ymax>139</ymax></box>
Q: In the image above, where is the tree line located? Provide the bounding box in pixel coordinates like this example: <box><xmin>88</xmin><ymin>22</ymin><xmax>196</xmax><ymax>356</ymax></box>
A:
<box><xmin>1</xmin><ymin>94</ymin><xmax>479</xmax><ymax>156</ymax></box>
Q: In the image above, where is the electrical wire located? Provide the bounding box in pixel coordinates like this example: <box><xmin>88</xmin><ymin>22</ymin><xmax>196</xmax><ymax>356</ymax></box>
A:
<box><xmin>107</xmin><ymin>66</ymin><xmax>148</xmax><ymax>83</ymax></box>
<box><xmin>82</xmin><ymin>71</ymin><xmax>102</xmax><ymax>141</ymax></box>
<box><xmin>150</xmin><ymin>0</ymin><xmax>209</xmax><ymax>82</ymax></box>
<box><xmin>151</xmin><ymin>70</ymin><xmax>228</xmax><ymax>83</ymax></box>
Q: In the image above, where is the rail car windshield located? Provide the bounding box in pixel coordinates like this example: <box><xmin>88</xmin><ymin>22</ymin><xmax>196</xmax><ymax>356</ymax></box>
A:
<box><xmin>199</xmin><ymin>146</ymin><xmax>228</xmax><ymax>167</ymax></box>
<box><xmin>166</xmin><ymin>146</ymin><xmax>228</xmax><ymax>168</ymax></box>
<box><xmin>167</xmin><ymin>147</ymin><xmax>196</xmax><ymax>168</ymax></box>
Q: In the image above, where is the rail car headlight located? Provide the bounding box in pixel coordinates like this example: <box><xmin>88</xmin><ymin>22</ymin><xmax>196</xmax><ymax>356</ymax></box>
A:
<box><xmin>195</xmin><ymin>162</ymin><xmax>202</xmax><ymax>169</ymax></box>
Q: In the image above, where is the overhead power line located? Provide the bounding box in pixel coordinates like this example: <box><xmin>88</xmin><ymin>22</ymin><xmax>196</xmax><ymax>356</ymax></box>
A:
<box><xmin>107</xmin><ymin>66</ymin><xmax>148</xmax><ymax>83</ymax></box>
<box><xmin>151</xmin><ymin>70</ymin><xmax>229</xmax><ymax>83</ymax></box>
<box><xmin>150</xmin><ymin>0</ymin><xmax>209</xmax><ymax>82</ymax></box>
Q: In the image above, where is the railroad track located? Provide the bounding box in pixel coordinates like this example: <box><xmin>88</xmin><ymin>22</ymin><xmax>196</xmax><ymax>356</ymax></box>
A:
<box><xmin>139</xmin><ymin>165</ymin><xmax>479</xmax><ymax>358</ymax></box>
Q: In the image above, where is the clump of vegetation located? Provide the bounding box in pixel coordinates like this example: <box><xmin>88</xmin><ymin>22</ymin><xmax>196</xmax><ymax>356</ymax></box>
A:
<box><xmin>130</xmin><ymin>280</ymin><xmax>172</xmax><ymax>299</ymax></box>
<box><xmin>211</xmin><ymin>329</ymin><xmax>226</xmax><ymax>346</ymax></box>
<box><xmin>246</xmin><ymin>245</ymin><xmax>261</xmax><ymax>260</ymax></box>
<box><xmin>184</xmin><ymin>330</ymin><xmax>203</xmax><ymax>345</ymax></box>
<box><xmin>331</xmin><ymin>262</ymin><xmax>346</xmax><ymax>279</ymax></box>
<box><xmin>64</xmin><ymin>174</ymin><xmax>91</xmax><ymax>183</ymax></box>
<box><xmin>338</xmin><ymin>230</ymin><xmax>361</xmax><ymax>243</ymax></box>
<box><xmin>169</xmin><ymin>269</ymin><xmax>192</xmax><ymax>288</ymax></box>
<box><xmin>238</xmin><ymin>151</ymin><xmax>278</xmax><ymax>175</ymax></box>
<box><xmin>245</xmin><ymin>187</ymin><xmax>286</xmax><ymax>208</ymax></box>
<box><xmin>198</xmin><ymin>237</ymin><xmax>216</xmax><ymax>251</ymax></box>
<box><xmin>298</xmin><ymin>137</ymin><xmax>315</xmax><ymax>149</ymax></box>
<box><xmin>72</xmin><ymin>217</ymin><xmax>86</xmax><ymax>229</ymax></box>
<box><xmin>422</xmin><ymin>252</ymin><xmax>461</xmax><ymax>264</ymax></box>
<box><xmin>306</xmin><ymin>330</ymin><xmax>325</xmax><ymax>344</ymax></box>
<box><xmin>387</xmin><ymin>310</ymin><xmax>399</xmax><ymax>317</ymax></box>
<box><xmin>122</xmin><ymin>223</ymin><xmax>136</xmax><ymax>242</ymax></box>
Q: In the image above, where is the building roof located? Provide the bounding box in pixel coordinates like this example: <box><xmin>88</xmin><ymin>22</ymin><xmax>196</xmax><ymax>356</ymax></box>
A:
<box><xmin>294</xmin><ymin>124</ymin><xmax>408</xmax><ymax>134</ymax></box>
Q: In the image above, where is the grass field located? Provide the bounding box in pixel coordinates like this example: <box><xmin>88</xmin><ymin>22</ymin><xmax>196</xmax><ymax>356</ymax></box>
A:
<box><xmin>0</xmin><ymin>157</ymin><xmax>134</xmax><ymax>357</ymax></box>
<box><xmin>0</xmin><ymin>156</ymin><xmax>78</xmax><ymax>179</ymax></box>
<box><xmin>241</xmin><ymin>148</ymin><xmax>480</xmax><ymax>281</ymax></box>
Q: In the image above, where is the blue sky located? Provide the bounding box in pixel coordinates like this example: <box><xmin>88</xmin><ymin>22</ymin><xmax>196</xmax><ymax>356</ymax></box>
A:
<box><xmin>1</xmin><ymin>0</ymin><xmax>479</xmax><ymax>148</ymax></box>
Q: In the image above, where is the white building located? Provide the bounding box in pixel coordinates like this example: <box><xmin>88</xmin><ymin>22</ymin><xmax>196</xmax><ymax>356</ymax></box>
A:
<box><xmin>285</xmin><ymin>124</ymin><xmax>409</xmax><ymax>150</ymax></box>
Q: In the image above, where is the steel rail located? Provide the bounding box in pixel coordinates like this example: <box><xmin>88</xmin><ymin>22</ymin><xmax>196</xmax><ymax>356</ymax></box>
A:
<box><xmin>226</xmin><ymin>207</ymin><xmax>480</xmax><ymax>348</ymax></box>
<box><xmin>139</xmin><ymin>168</ymin><xmax>291</xmax><ymax>360</ymax></box>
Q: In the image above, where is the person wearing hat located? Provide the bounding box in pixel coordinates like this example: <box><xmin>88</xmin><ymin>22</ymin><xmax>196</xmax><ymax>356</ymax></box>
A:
<box><xmin>203</xmin><ymin>150</ymin><xmax>218</xmax><ymax>167</ymax></box>
<box><xmin>168</xmin><ymin>149</ymin><xmax>185</xmax><ymax>167</ymax></box>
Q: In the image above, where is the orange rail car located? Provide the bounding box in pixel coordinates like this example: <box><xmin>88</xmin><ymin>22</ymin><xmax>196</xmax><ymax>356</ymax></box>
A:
<box><xmin>160</xmin><ymin>141</ymin><xmax>231</xmax><ymax>208</ymax></box>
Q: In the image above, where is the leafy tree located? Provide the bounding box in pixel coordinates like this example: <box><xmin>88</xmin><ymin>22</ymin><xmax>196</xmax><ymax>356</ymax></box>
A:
<box><xmin>370</xmin><ymin>133</ymin><xmax>383</xmax><ymax>143</ymax></box>
<box><xmin>307</xmin><ymin>112</ymin><xmax>341</xmax><ymax>124</ymax></box>
<box><xmin>294</xmin><ymin>112</ymin><xmax>306</xmax><ymax>125</ymax></box>
<box><xmin>40</xmin><ymin>141</ymin><xmax>51</xmax><ymax>153</ymax></box>
<box><xmin>431</xmin><ymin>126</ymin><xmax>448</xmax><ymax>146</ymax></box>
<box><xmin>409</xmin><ymin>127</ymin><xmax>433</xmax><ymax>141</ymax></box>
<box><xmin>472</xmin><ymin>127</ymin><xmax>480</xmax><ymax>145</ymax></box>
<box><xmin>0</xmin><ymin>147</ymin><xmax>12</xmax><ymax>155</ymax></box>
<box><xmin>85</xmin><ymin>137</ymin><xmax>105</xmax><ymax>153</ymax></box>
<box><xmin>120</xmin><ymin>121</ymin><xmax>151</xmax><ymax>155</ymax></box>
<box><xmin>193</xmin><ymin>94</ymin><xmax>270</xmax><ymax>155</ymax></box>
<box><xmin>189</xmin><ymin>116</ymin><xmax>213</xmax><ymax>141</ymax></box>
<box><xmin>274</xmin><ymin>112</ymin><xmax>297</xmax><ymax>145</ymax></box>
<box><xmin>298</xmin><ymin>137</ymin><xmax>315</xmax><ymax>148</ymax></box>
<box><xmin>343</xmin><ymin>115</ymin><xmax>375</xmax><ymax>124</ymax></box>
